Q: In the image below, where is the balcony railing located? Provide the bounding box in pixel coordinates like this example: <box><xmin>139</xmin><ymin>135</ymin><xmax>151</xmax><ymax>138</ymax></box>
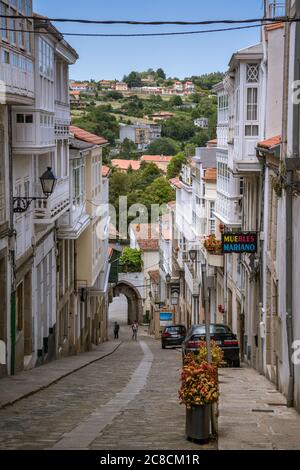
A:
<box><xmin>0</xmin><ymin>64</ymin><xmax>34</xmax><ymax>102</ymax></box>
<box><xmin>184</xmin><ymin>263</ymin><xmax>200</xmax><ymax>296</ymax></box>
<box><xmin>13</xmin><ymin>111</ymin><xmax>55</xmax><ymax>149</ymax></box>
<box><xmin>215</xmin><ymin>193</ymin><xmax>242</xmax><ymax>227</ymax></box>
<box><xmin>34</xmin><ymin>178</ymin><xmax>70</xmax><ymax>223</ymax></box>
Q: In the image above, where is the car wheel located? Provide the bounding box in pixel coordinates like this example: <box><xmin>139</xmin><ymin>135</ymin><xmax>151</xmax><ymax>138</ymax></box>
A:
<box><xmin>232</xmin><ymin>359</ymin><xmax>240</xmax><ymax>368</ymax></box>
<box><xmin>162</xmin><ymin>344</ymin><xmax>166</xmax><ymax>349</ymax></box>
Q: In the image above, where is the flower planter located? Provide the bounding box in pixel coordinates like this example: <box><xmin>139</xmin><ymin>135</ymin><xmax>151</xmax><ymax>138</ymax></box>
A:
<box><xmin>186</xmin><ymin>404</ymin><xmax>211</xmax><ymax>443</ymax></box>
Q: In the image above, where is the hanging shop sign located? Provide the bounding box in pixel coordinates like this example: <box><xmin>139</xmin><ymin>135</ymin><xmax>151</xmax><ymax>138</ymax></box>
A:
<box><xmin>222</xmin><ymin>233</ymin><xmax>258</xmax><ymax>254</ymax></box>
<box><xmin>159</xmin><ymin>311</ymin><xmax>174</xmax><ymax>327</ymax></box>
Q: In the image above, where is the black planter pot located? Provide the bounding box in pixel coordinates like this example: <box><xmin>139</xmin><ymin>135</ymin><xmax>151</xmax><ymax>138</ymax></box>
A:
<box><xmin>186</xmin><ymin>404</ymin><xmax>211</xmax><ymax>443</ymax></box>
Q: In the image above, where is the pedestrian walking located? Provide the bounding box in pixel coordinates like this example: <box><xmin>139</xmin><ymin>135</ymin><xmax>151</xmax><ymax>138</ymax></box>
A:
<box><xmin>132</xmin><ymin>321</ymin><xmax>139</xmax><ymax>341</ymax></box>
<box><xmin>114</xmin><ymin>322</ymin><xmax>120</xmax><ymax>340</ymax></box>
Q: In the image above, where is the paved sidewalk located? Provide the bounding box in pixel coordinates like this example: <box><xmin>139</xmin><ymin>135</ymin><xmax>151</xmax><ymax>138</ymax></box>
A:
<box><xmin>0</xmin><ymin>341</ymin><xmax>121</xmax><ymax>410</ymax></box>
<box><xmin>218</xmin><ymin>367</ymin><xmax>300</xmax><ymax>450</ymax></box>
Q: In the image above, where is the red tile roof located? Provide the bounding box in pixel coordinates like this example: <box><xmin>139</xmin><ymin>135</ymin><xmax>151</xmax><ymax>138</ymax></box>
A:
<box><xmin>203</xmin><ymin>168</ymin><xmax>217</xmax><ymax>182</ymax></box>
<box><xmin>207</xmin><ymin>139</ymin><xmax>217</xmax><ymax>144</ymax></box>
<box><xmin>141</xmin><ymin>155</ymin><xmax>173</xmax><ymax>163</ymax></box>
<box><xmin>111</xmin><ymin>159</ymin><xmax>141</xmax><ymax>171</ymax></box>
<box><xmin>102</xmin><ymin>165</ymin><xmax>111</xmax><ymax>177</ymax></box>
<box><xmin>169</xmin><ymin>178</ymin><xmax>182</xmax><ymax>189</ymax></box>
<box><xmin>257</xmin><ymin>135</ymin><xmax>282</xmax><ymax>149</ymax></box>
<box><xmin>70</xmin><ymin>126</ymin><xmax>108</xmax><ymax>146</ymax></box>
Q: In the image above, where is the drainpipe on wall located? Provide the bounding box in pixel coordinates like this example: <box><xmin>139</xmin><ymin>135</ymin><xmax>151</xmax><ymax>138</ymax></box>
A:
<box><xmin>8</xmin><ymin>105</ymin><xmax>16</xmax><ymax>376</ymax></box>
<box><xmin>285</xmin><ymin>0</ymin><xmax>300</xmax><ymax>408</ymax></box>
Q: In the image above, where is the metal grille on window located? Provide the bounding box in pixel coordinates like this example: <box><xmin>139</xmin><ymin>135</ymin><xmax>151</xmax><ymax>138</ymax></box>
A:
<box><xmin>247</xmin><ymin>64</ymin><xmax>259</xmax><ymax>83</ymax></box>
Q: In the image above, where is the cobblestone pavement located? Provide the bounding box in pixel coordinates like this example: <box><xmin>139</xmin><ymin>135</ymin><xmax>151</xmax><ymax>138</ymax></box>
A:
<box><xmin>0</xmin><ymin>330</ymin><xmax>213</xmax><ymax>450</ymax></box>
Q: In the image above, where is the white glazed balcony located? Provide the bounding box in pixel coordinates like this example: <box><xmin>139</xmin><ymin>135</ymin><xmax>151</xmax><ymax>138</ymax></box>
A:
<box><xmin>229</xmin><ymin>134</ymin><xmax>262</xmax><ymax>174</ymax></box>
<box><xmin>0</xmin><ymin>64</ymin><xmax>34</xmax><ymax>104</ymax></box>
<box><xmin>214</xmin><ymin>193</ymin><xmax>242</xmax><ymax>228</ymax></box>
<box><xmin>216</xmin><ymin>125</ymin><xmax>228</xmax><ymax>149</ymax></box>
<box><xmin>12</xmin><ymin>111</ymin><xmax>55</xmax><ymax>150</ymax></box>
<box><xmin>184</xmin><ymin>262</ymin><xmax>200</xmax><ymax>296</ymax></box>
<box><xmin>34</xmin><ymin>177</ymin><xmax>70</xmax><ymax>224</ymax></box>
<box><xmin>55</xmin><ymin>102</ymin><xmax>71</xmax><ymax>126</ymax></box>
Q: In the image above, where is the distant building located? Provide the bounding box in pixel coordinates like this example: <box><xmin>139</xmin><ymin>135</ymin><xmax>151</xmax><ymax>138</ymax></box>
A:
<box><xmin>99</xmin><ymin>80</ymin><xmax>113</xmax><ymax>89</ymax></box>
<box><xmin>69</xmin><ymin>90</ymin><xmax>86</xmax><ymax>109</ymax></box>
<box><xmin>151</xmin><ymin>111</ymin><xmax>174</xmax><ymax>122</ymax></box>
<box><xmin>194</xmin><ymin>117</ymin><xmax>209</xmax><ymax>129</ymax></box>
<box><xmin>69</xmin><ymin>82</ymin><xmax>90</xmax><ymax>92</ymax></box>
<box><xmin>130</xmin><ymin>223</ymin><xmax>160</xmax><ymax>319</ymax></box>
<box><xmin>119</xmin><ymin>123</ymin><xmax>161</xmax><ymax>151</ymax></box>
<box><xmin>173</xmin><ymin>81</ymin><xmax>184</xmax><ymax>92</ymax></box>
<box><xmin>115</xmin><ymin>82</ymin><xmax>128</xmax><ymax>92</ymax></box>
<box><xmin>141</xmin><ymin>155</ymin><xmax>173</xmax><ymax>173</ymax></box>
<box><xmin>111</xmin><ymin>160</ymin><xmax>141</xmax><ymax>172</ymax></box>
<box><xmin>184</xmin><ymin>81</ymin><xmax>195</xmax><ymax>93</ymax></box>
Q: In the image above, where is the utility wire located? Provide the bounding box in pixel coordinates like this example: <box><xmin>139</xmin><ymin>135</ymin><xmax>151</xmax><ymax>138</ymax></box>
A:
<box><xmin>0</xmin><ymin>23</ymin><xmax>266</xmax><ymax>37</ymax></box>
<box><xmin>0</xmin><ymin>15</ymin><xmax>297</xmax><ymax>25</ymax></box>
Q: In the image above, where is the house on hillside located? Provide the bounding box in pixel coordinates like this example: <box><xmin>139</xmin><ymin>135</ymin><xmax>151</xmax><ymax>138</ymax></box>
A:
<box><xmin>141</xmin><ymin>155</ymin><xmax>173</xmax><ymax>173</ymax></box>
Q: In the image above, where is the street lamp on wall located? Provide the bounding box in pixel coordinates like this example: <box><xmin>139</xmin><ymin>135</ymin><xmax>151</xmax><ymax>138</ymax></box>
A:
<box><xmin>166</xmin><ymin>274</ymin><xmax>171</xmax><ymax>284</ymax></box>
<box><xmin>13</xmin><ymin>167</ymin><xmax>57</xmax><ymax>214</ymax></box>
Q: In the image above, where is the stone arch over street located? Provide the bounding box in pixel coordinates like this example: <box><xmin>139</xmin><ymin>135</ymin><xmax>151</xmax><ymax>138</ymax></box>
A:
<box><xmin>113</xmin><ymin>281</ymin><xmax>143</xmax><ymax>325</ymax></box>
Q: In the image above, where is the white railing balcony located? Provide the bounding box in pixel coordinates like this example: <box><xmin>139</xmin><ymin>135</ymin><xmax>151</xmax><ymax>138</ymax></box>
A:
<box><xmin>184</xmin><ymin>263</ymin><xmax>200</xmax><ymax>296</ymax></box>
<box><xmin>55</xmin><ymin>102</ymin><xmax>71</xmax><ymax>126</ymax></box>
<box><xmin>0</xmin><ymin>64</ymin><xmax>34</xmax><ymax>103</ymax></box>
<box><xmin>217</xmin><ymin>125</ymin><xmax>229</xmax><ymax>149</ymax></box>
<box><xmin>215</xmin><ymin>193</ymin><xmax>242</xmax><ymax>228</ymax></box>
<box><xmin>34</xmin><ymin>178</ymin><xmax>70</xmax><ymax>224</ymax></box>
<box><xmin>13</xmin><ymin>111</ymin><xmax>55</xmax><ymax>149</ymax></box>
<box><xmin>229</xmin><ymin>135</ymin><xmax>262</xmax><ymax>173</ymax></box>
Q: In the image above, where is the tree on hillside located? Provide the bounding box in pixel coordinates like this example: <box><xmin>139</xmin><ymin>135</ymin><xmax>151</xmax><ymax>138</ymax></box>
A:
<box><xmin>121</xmin><ymin>96</ymin><xmax>144</xmax><ymax>117</ymax></box>
<box><xmin>106</xmin><ymin>91</ymin><xmax>123</xmax><ymax>100</ymax></box>
<box><xmin>138</xmin><ymin>162</ymin><xmax>162</xmax><ymax>188</ymax></box>
<box><xmin>162</xmin><ymin>117</ymin><xmax>196</xmax><ymax>141</ymax></box>
<box><xmin>166</xmin><ymin>153</ymin><xmax>187</xmax><ymax>180</ymax></box>
<box><xmin>189</xmin><ymin>131</ymin><xmax>211</xmax><ymax>148</ymax></box>
<box><xmin>190</xmin><ymin>72</ymin><xmax>225</xmax><ymax>90</ymax></box>
<box><xmin>144</xmin><ymin>177</ymin><xmax>176</xmax><ymax>205</ymax></box>
<box><xmin>147</xmin><ymin>137</ymin><xmax>181</xmax><ymax>156</ymax></box>
<box><xmin>123</xmin><ymin>71</ymin><xmax>142</xmax><ymax>88</ymax></box>
<box><xmin>156</xmin><ymin>68</ymin><xmax>166</xmax><ymax>80</ymax></box>
<box><xmin>72</xmin><ymin>107</ymin><xmax>119</xmax><ymax>145</ymax></box>
<box><xmin>169</xmin><ymin>95</ymin><xmax>183</xmax><ymax>107</ymax></box>
<box><xmin>109</xmin><ymin>172</ymin><xmax>133</xmax><ymax>207</ymax></box>
<box><xmin>118</xmin><ymin>138</ymin><xmax>139</xmax><ymax>160</ymax></box>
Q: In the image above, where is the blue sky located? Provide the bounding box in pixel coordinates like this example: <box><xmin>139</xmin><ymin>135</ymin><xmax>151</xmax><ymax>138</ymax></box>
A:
<box><xmin>33</xmin><ymin>0</ymin><xmax>264</xmax><ymax>80</ymax></box>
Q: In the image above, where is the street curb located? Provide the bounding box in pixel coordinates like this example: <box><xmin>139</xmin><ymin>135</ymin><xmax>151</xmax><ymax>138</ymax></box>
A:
<box><xmin>0</xmin><ymin>342</ymin><xmax>123</xmax><ymax>411</ymax></box>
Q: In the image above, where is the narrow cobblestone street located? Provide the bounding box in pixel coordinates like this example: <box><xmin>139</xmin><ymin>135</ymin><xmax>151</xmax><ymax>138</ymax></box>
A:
<box><xmin>0</xmin><ymin>297</ymin><xmax>300</xmax><ymax>450</ymax></box>
<box><xmin>0</xmin><ymin>297</ymin><xmax>213</xmax><ymax>450</ymax></box>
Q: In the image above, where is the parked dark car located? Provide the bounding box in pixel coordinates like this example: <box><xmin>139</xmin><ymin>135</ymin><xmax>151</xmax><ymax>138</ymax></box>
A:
<box><xmin>182</xmin><ymin>324</ymin><xmax>240</xmax><ymax>367</ymax></box>
<box><xmin>161</xmin><ymin>325</ymin><xmax>187</xmax><ymax>349</ymax></box>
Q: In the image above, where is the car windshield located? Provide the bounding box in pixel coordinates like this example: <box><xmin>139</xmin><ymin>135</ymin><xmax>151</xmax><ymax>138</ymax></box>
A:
<box><xmin>166</xmin><ymin>326</ymin><xmax>185</xmax><ymax>334</ymax></box>
<box><xmin>192</xmin><ymin>325</ymin><xmax>230</xmax><ymax>335</ymax></box>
